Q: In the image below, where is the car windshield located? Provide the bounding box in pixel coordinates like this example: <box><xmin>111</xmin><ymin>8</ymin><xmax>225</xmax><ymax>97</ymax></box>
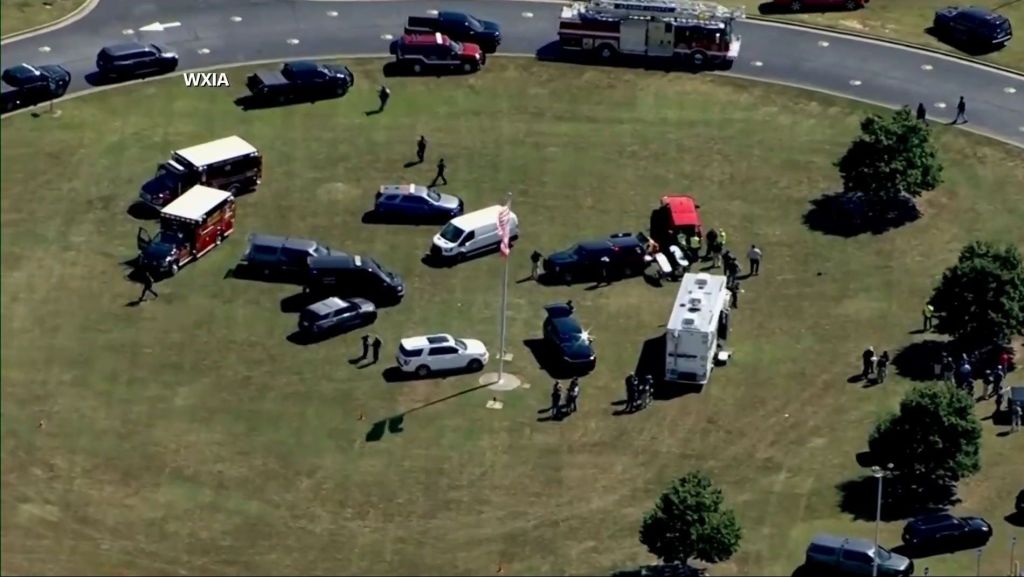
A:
<box><xmin>449</xmin><ymin>40</ymin><xmax>463</xmax><ymax>52</ymax></box>
<box><xmin>370</xmin><ymin>258</ymin><xmax>396</xmax><ymax>279</ymax></box>
<box><xmin>875</xmin><ymin>547</ymin><xmax>892</xmax><ymax>562</ymax></box>
<box><xmin>439</xmin><ymin>223</ymin><xmax>465</xmax><ymax>243</ymax></box>
<box><xmin>466</xmin><ymin>15</ymin><xmax>484</xmax><ymax>31</ymax></box>
<box><xmin>572</xmin><ymin>245</ymin><xmax>591</xmax><ymax>257</ymax></box>
<box><xmin>155</xmin><ymin>230</ymin><xmax>185</xmax><ymax>245</ymax></box>
<box><xmin>425</xmin><ymin>189</ymin><xmax>442</xmax><ymax>203</ymax></box>
<box><xmin>155</xmin><ymin>164</ymin><xmax>183</xmax><ymax>179</ymax></box>
<box><xmin>454</xmin><ymin>339</ymin><xmax>468</xmax><ymax>351</ymax></box>
<box><xmin>313</xmin><ymin>245</ymin><xmax>330</xmax><ymax>257</ymax></box>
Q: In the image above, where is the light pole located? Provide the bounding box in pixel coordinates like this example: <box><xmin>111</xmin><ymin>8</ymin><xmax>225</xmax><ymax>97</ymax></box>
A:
<box><xmin>871</xmin><ymin>464</ymin><xmax>892</xmax><ymax>577</ymax></box>
<box><xmin>976</xmin><ymin>547</ymin><xmax>982</xmax><ymax>576</ymax></box>
<box><xmin>1011</xmin><ymin>536</ymin><xmax>1017</xmax><ymax>577</ymax></box>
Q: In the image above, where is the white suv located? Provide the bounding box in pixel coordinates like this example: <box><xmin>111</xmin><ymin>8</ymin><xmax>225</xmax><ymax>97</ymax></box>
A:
<box><xmin>396</xmin><ymin>334</ymin><xmax>489</xmax><ymax>376</ymax></box>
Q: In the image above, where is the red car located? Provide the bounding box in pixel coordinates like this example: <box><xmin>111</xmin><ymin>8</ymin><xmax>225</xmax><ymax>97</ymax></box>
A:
<box><xmin>391</xmin><ymin>32</ymin><xmax>485</xmax><ymax>74</ymax></box>
<box><xmin>650</xmin><ymin>195</ymin><xmax>702</xmax><ymax>246</ymax></box>
<box><xmin>773</xmin><ymin>0</ymin><xmax>868</xmax><ymax>11</ymax></box>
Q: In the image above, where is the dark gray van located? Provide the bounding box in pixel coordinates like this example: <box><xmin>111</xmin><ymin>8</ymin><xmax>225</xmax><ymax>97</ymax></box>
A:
<box><xmin>239</xmin><ymin>234</ymin><xmax>332</xmax><ymax>280</ymax></box>
<box><xmin>305</xmin><ymin>253</ymin><xmax>405</xmax><ymax>304</ymax></box>
<box><xmin>805</xmin><ymin>533</ymin><xmax>913</xmax><ymax>576</ymax></box>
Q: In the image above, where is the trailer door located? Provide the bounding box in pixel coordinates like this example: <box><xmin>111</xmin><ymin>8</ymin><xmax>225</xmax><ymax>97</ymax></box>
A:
<box><xmin>619</xmin><ymin>19</ymin><xmax>647</xmax><ymax>53</ymax></box>
<box><xmin>647</xmin><ymin>21</ymin><xmax>674</xmax><ymax>56</ymax></box>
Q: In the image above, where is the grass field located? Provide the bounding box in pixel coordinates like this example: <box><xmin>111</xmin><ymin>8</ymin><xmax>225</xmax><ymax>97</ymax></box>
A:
<box><xmin>0</xmin><ymin>0</ymin><xmax>88</xmax><ymax>37</ymax></box>
<box><xmin>2</xmin><ymin>59</ymin><xmax>1023</xmax><ymax>576</ymax></box>
<box><xmin>757</xmin><ymin>0</ymin><xmax>1024</xmax><ymax>72</ymax></box>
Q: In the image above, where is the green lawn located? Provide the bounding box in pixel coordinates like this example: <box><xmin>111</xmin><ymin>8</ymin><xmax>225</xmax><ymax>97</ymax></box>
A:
<box><xmin>756</xmin><ymin>0</ymin><xmax>1024</xmax><ymax>72</ymax></box>
<box><xmin>2</xmin><ymin>59</ymin><xmax>1023</xmax><ymax>576</ymax></box>
<box><xmin>0</xmin><ymin>0</ymin><xmax>88</xmax><ymax>37</ymax></box>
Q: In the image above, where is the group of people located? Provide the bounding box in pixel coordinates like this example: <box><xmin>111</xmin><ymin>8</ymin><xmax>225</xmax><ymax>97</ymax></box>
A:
<box><xmin>860</xmin><ymin>346</ymin><xmax>891</xmax><ymax>383</ymax></box>
<box><xmin>549</xmin><ymin>378</ymin><xmax>582</xmax><ymax>419</ymax></box>
<box><xmin>623</xmin><ymin>372</ymin><xmax>655</xmax><ymax>413</ymax></box>
<box><xmin>939</xmin><ymin>350</ymin><xmax>1021</xmax><ymax>431</ymax></box>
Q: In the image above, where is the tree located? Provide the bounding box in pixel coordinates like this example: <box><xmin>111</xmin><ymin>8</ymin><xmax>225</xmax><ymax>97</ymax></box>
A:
<box><xmin>639</xmin><ymin>471</ymin><xmax>741</xmax><ymax>566</ymax></box>
<box><xmin>867</xmin><ymin>384</ymin><xmax>982</xmax><ymax>509</ymax></box>
<box><xmin>834</xmin><ymin>106</ymin><xmax>943</xmax><ymax>213</ymax></box>
<box><xmin>929</xmin><ymin>241</ymin><xmax>1024</xmax><ymax>349</ymax></box>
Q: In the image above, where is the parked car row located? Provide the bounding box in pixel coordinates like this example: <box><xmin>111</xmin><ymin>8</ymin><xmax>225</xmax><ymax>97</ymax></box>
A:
<box><xmin>388</xmin><ymin>11</ymin><xmax>502</xmax><ymax>75</ymax></box>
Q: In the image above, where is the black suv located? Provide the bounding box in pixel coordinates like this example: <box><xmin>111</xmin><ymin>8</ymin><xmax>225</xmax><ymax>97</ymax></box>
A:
<box><xmin>239</xmin><ymin>234</ymin><xmax>332</xmax><ymax>280</ymax></box>
<box><xmin>1</xmin><ymin>63</ymin><xmax>71</xmax><ymax>112</ymax></box>
<box><xmin>543</xmin><ymin>232</ymin><xmax>649</xmax><ymax>284</ymax></box>
<box><xmin>933</xmin><ymin>6</ymin><xmax>1013</xmax><ymax>50</ymax></box>
<box><xmin>901</xmin><ymin>513</ymin><xmax>992</xmax><ymax>552</ymax></box>
<box><xmin>96</xmin><ymin>42</ymin><xmax>179</xmax><ymax>78</ymax></box>
<box><xmin>305</xmin><ymin>254</ymin><xmax>405</xmax><ymax>305</ymax></box>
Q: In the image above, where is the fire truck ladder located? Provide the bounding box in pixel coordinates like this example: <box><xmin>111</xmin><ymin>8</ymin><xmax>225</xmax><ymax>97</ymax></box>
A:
<box><xmin>582</xmin><ymin>0</ymin><xmax>745</xmax><ymax>22</ymax></box>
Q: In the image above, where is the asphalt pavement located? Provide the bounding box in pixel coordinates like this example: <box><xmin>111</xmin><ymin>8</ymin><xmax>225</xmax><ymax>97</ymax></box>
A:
<box><xmin>1</xmin><ymin>0</ymin><xmax>1022</xmax><ymax>146</ymax></box>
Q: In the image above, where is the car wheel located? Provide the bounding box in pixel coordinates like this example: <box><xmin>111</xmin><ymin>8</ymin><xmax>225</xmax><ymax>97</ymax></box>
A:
<box><xmin>415</xmin><ymin>365</ymin><xmax>430</xmax><ymax>377</ymax></box>
<box><xmin>595</xmin><ymin>44</ymin><xmax>617</xmax><ymax>60</ymax></box>
<box><xmin>455</xmin><ymin>252</ymin><xmax>466</xmax><ymax>263</ymax></box>
<box><xmin>790</xmin><ymin>0</ymin><xmax>802</xmax><ymax>11</ymax></box>
<box><xmin>413</xmin><ymin>63</ymin><xmax>423</xmax><ymax>74</ymax></box>
<box><xmin>562</xmin><ymin>271</ymin><xmax>573</xmax><ymax>285</ymax></box>
<box><xmin>462</xmin><ymin>62</ymin><xmax>473</xmax><ymax>73</ymax></box>
<box><xmin>688</xmin><ymin>50</ymin><xmax>708</xmax><ymax>67</ymax></box>
<box><xmin>170</xmin><ymin>262</ymin><xmax>180</xmax><ymax>276</ymax></box>
<box><xmin>467</xmin><ymin>359</ymin><xmax>483</xmax><ymax>372</ymax></box>
<box><xmin>228</xmin><ymin>184</ymin><xmax>241</xmax><ymax>196</ymax></box>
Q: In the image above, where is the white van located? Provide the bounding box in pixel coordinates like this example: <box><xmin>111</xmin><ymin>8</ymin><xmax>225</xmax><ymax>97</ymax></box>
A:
<box><xmin>430</xmin><ymin>205</ymin><xmax>519</xmax><ymax>262</ymax></box>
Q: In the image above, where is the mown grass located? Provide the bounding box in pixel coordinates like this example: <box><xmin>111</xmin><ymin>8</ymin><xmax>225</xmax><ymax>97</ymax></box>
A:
<box><xmin>1</xmin><ymin>0</ymin><xmax>88</xmax><ymax>37</ymax></box>
<box><xmin>2</xmin><ymin>59</ymin><xmax>1022</xmax><ymax>576</ymax></box>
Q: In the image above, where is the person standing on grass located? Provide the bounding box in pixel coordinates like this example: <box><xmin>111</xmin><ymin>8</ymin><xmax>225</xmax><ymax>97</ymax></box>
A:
<box><xmin>953</xmin><ymin>96</ymin><xmax>967</xmax><ymax>124</ymax></box>
<box><xmin>430</xmin><ymin>158</ymin><xmax>448</xmax><ymax>187</ymax></box>
<box><xmin>377</xmin><ymin>85</ymin><xmax>390</xmax><ymax>113</ymax></box>
<box><xmin>370</xmin><ymin>335</ymin><xmax>382</xmax><ymax>364</ymax></box>
<box><xmin>625</xmin><ymin>373</ymin><xmax>637</xmax><ymax>412</ymax></box>
<box><xmin>549</xmin><ymin>381</ymin><xmax>563</xmax><ymax>419</ymax></box>
<box><xmin>747</xmin><ymin>244</ymin><xmax>762</xmax><ymax>276</ymax></box>
<box><xmin>862</xmin><ymin>346</ymin><xmax>875</xmax><ymax>380</ymax></box>
<box><xmin>530</xmin><ymin>250</ymin><xmax>543</xmax><ymax>280</ymax></box>
<box><xmin>567</xmin><ymin>378</ymin><xmax>580</xmax><ymax>414</ymax></box>
<box><xmin>642</xmin><ymin>374</ymin><xmax>654</xmax><ymax>409</ymax></box>
<box><xmin>876</xmin><ymin>351</ymin><xmax>890</xmax><ymax>383</ymax></box>
<box><xmin>922</xmin><ymin>304</ymin><xmax>934</xmax><ymax>331</ymax></box>
<box><xmin>1011</xmin><ymin>402</ymin><xmax>1021</xmax><ymax>432</ymax></box>
<box><xmin>138</xmin><ymin>269</ymin><xmax>159</xmax><ymax>302</ymax></box>
<box><xmin>728</xmin><ymin>277</ymin><xmax>740</xmax><ymax>309</ymax></box>
<box><xmin>989</xmin><ymin>366</ymin><xmax>1004</xmax><ymax>398</ymax></box>
<box><xmin>416</xmin><ymin>135</ymin><xmax>427</xmax><ymax>163</ymax></box>
<box><xmin>916</xmin><ymin>102</ymin><xmax>928</xmax><ymax>124</ymax></box>
<box><xmin>704</xmin><ymin>228</ymin><xmax>718</xmax><ymax>259</ymax></box>
<box><xmin>941</xmin><ymin>353</ymin><xmax>955</xmax><ymax>385</ymax></box>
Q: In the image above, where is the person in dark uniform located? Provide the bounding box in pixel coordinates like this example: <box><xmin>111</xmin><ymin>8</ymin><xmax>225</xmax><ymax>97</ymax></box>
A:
<box><xmin>430</xmin><ymin>158</ymin><xmax>448</xmax><ymax>187</ymax></box>
<box><xmin>416</xmin><ymin>135</ymin><xmax>427</xmax><ymax>163</ymax></box>
<box><xmin>704</xmin><ymin>228</ymin><xmax>718</xmax><ymax>259</ymax></box>
<box><xmin>360</xmin><ymin>334</ymin><xmax>371</xmax><ymax>361</ymax></box>
<box><xmin>596</xmin><ymin>256</ymin><xmax>611</xmax><ymax>287</ymax></box>
<box><xmin>567</xmin><ymin>378</ymin><xmax>580</xmax><ymax>414</ymax></box>
<box><xmin>530</xmin><ymin>250</ymin><xmax>543</xmax><ymax>280</ymax></box>
<box><xmin>549</xmin><ymin>381</ymin><xmax>562</xmax><ymax>419</ymax></box>
<box><xmin>624</xmin><ymin>373</ymin><xmax>637</xmax><ymax>412</ymax></box>
<box><xmin>138</xmin><ymin>269</ymin><xmax>159</xmax><ymax>302</ymax></box>
<box><xmin>916</xmin><ymin>102</ymin><xmax>927</xmax><ymax>124</ymax></box>
<box><xmin>377</xmin><ymin>85</ymin><xmax>390</xmax><ymax>112</ymax></box>
<box><xmin>642</xmin><ymin>374</ymin><xmax>655</xmax><ymax>409</ymax></box>
<box><xmin>566</xmin><ymin>300</ymin><xmax>574</xmax><ymax>313</ymax></box>
<box><xmin>953</xmin><ymin>96</ymin><xmax>967</xmax><ymax>124</ymax></box>
<box><xmin>861</xmin><ymin>346</ymin><xmax>875</xmax><ymax>380</ymax></box>
<box><xmin>876</xmin><ymin>351</ymin><xmax>890</xmax><ymax>383</ymax></box>
<box><xmin>728</xmin><ymin>278</ymin><xmax>740</xmax><ymax>309</ymax></box>
<box><xmin>370</xmin><ymin>335</ymin><xmax>383</xmax><ymax>363</ymax></box>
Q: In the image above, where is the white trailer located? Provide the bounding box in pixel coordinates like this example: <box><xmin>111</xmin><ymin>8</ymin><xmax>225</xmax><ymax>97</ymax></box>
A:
<box><xmin>665</xmin><ymin>272</ymin><xmax>730</xmax><ymax>386</ymax></box>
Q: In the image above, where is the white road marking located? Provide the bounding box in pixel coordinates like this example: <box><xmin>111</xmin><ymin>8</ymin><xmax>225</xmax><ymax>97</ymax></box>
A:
<box><xmin>848</xmin><ymin>79</ymin><xmax>862</xmax><ymax>86</ymax></box>
<box><xmin>817</xmin><ymin>40</ymin><xmax>829</xmax><ymax>47</ymax></box>
<box><xmin>934</xmin><ymin>102</ymin><xmax>947</xmax><ymax>108</ymax></box>
<box><xmin>920</xmin><ymin>64</ymin><xmax>933</xmax><ymax>71</ymax></box>
<box><xmin>427</xmin><ymin>9</ymin><xmax>439</xmax><ymax>15</ymax></box>
<box><xmin>197</xmin><ymin>48</ymin><xmax>210</xmax><ymax>55</ymax></box>
<box><xmin>138</xmin><ymin>21</ymin><xmax>181</xmax><ymax>32</ymax></box>
<box><xmin>1019</xmin><ymin>126</ymin><xmax>1024</xmax><ymax>132</ymax></box>
<box><xmin>522</xmin><ymin>11</ymin><xmax>534</xmax><ymax>17</ymax></box>
<box><xmin>38</xmin><ymin>45</ymin><xmax>51</xmax><ymax>52</ymax></box>
<box><xmin>230</xmin><ymin>16</ymin><xmax>242</xmax><ymax>22</ymax></box>
<box><xmin>121</xmin><ymin>28</ymin><xmax>134</xmax><ymax>35</ymax></box>
<box><xmin>381</xmin><ymin>33</ymin><xmax>394</xmax><ymax>40</ymax></box>
<box><xmin>1005</xmin><ymin>87</ymin><xmax>1018</xmax><ymax>94</ymax></box>
<box><xmin>751</xmin><ymin>60</ymin><xmax>763</xmax><ymax>67</ymax></box>
<box><xmin>286</xmin><ymin>38</ymin><xmax>301</xmax><ymax>45</ymax></box>
<box><xmin>326</xmin><ymin>10</ymin><xmax>338</xmax><ymax>16</ymax></box>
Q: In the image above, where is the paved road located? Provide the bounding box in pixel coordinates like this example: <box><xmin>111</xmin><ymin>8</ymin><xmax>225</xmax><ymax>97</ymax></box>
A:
<box><xmin>2</xmin><ymin>0</ymin><xmax>1023</xmax><ymax>146</ymax></box>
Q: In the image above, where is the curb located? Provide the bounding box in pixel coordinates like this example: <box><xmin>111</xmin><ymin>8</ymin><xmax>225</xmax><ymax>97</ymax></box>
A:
<box><xmin>1</xmin><ymin>53</ymin><xmax>1020</xmax><ymax>148</ymax></box>
<box><xmin>1</xmin><ymin>0</ymin><xmax>100</xmax><ymax>44</ymax></box>
<box><xmin>745</xmin><ymin>14</ymin><xmax>1024</xmax><ymax>77</ymax></box>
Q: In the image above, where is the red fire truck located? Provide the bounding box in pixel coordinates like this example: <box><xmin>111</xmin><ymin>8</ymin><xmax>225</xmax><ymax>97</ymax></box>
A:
<box><xmin>136</xmin><ymin>185</ymin><xmax>236</xmax><ymax>275</ymax></box>
<box><xmin>558</xmin><ymin>0</ymin><xmax>743</xmax><ymax>68</ymax></box>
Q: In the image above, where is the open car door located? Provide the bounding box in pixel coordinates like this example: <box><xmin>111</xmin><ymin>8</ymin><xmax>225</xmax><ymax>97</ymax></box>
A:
<box><xmin>137</xmin><ymin>227</ymin><xmax>153</xmax><ymax>251</ymax></box>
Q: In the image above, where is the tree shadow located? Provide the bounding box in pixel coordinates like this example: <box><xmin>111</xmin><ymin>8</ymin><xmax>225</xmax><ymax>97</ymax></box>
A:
<box><xmin>802</xmin><ymin>191</ymin><xmax>921</xmax><ymax>238</ymax></box>
<box><xmin>365</xmin><ymin>381</ymin><xmax>490</xmax><ymax>442</ymax></box>
<box><xmin>522</xmin><ymin>338</ymin><xmax>591</xmax><ymax>380</ymax></box>
<box><xmin>611</xmin><ymin>562</ymin><xmax>708</xmax><ymax>577</ymax></box>
<box><xmin>126</xmin><ymin>202</ymin><xmax>158</xmax><ymax>220</ymax></box>
<box><xmin>923</xmin><ymin>27</ymin><xmax>1007</xmax><ymax>56</ymax></box>
<box><xmin>534</xmin><ymin>40</ymin><xmax>730</xmax><ymax>73</ymax></box>
<box><xmin>836</xmin><ymin>475</ymin><xmax>951</xmax><ymax>522</ymax></box>
<box><xmin>892</xmin><ymin>339</ymin><xmax>948</xmax><ymax>382</ymax></box>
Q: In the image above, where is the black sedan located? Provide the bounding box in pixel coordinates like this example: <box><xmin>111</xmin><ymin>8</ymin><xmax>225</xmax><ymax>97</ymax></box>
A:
<box><xmin>542</xmin><ymin>232</ymin><xmax>648</xmax><ymax>284</ymax></box>
<box><xmin>901</xmin><ymin>513</ymin><xmax>992</xmax><ymax>552</ymax></box>
<box><xmin>542</xmin><ymin>303</ymin><xmax>596</xmax><ymax>371</ymax></box>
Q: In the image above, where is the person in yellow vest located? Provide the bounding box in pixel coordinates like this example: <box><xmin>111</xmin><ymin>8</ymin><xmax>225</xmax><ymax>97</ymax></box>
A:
<box><xmin>711</xmin><ymin>229</ymin><xmax>726</xmax><ymax>268</ymax></box>
<box><xmin>922</xmin><ymin>304</ymin><xmax>935</xmax><ymax>331</ymax></box>
<box><xmin>687</xmin><ymin>234</ymin><xmax>702</xmax><ymax>263</ymax></box>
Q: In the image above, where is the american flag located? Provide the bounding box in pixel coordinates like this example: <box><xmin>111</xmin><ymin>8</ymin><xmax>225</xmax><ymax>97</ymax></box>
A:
<box><xmin>497</xmin><ymin>202</ymin><xmax>511</xmax><ymax>258</ymax></box>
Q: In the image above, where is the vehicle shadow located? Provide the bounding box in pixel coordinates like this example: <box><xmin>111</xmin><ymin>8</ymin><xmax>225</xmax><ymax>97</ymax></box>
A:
<box><xmin>361</xmin><ymin>210</ymin><xmax>441</xmax><ymax>226</ymax></box>
<box><xmin>923</xmin><ymin>27</ymin><xmax>1005</xmax><ymax>56</ymax></box>
<box><xmin>84</xmin><ymin>69</ymin><xmax>171</xmax><ymax>87</ymax></box>
<box><xmin>534</xmin><ymin>40</ymin><xmax>726</xmax><ymax>73</ymax></box>
<box><xmin>523</xmin><ymin>337</ymin><xmax>592</xmax><ymax>380</ymax></box>
<box><xmin>227</xmin><ymin>264</ymin><xmax>305</xmax><ymax>286</ymax></box>
<box><xmin>126</xmin><ymin>201</ymin><xmax>159</xmax><ymax>221</ymax></box>
<box><xmin>286</xmin><ymin>321</ymin><xmax>369</xmax><ymax>346</ymax></box>
<box><xmin>233</xmin><ymin>93</ymin><xmax>347</xmax><ymax>111</ymax></box>
<box><xmin>280</xmin><ymin>291</ymin><xmax>320</xmax><ymax>313</ymax></box>
<box><xmin>757</xmin><ymin>1</ymin><xmax>864</xmax><ymax>14</ymax></box>
<box><xmin>380</xmin><ymin>364</ymin><xmax>486</xmax><ymax>383</ymax></box>
<box><xmin>802</xmin><ymin>191</ymin><xmax>921</xmax><ymax>238</ymax></box>
<box><xmin>365</xmin><ymin>381</ymin><xmax>491</xmax><ymax>442</ymax></box>
<box><xmin>1005</xmin><ymin>511</ymin><xmax>1024</xmax><ymax>528</ymax></box>
<box><xmin>420</xmin><ymin>246</ymin><xmax>503</xmax><ymax>269</ymax></box>
<box><xmin>381</xmin><ymin>61</ymin><xmax>481</xmax><ymax>78</ymax></box>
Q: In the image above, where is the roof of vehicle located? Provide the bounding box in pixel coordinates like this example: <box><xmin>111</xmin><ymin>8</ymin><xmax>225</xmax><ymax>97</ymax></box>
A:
<box><xmin>249</xmin><ymin>234</ymin><xmax>321</xmax><ymax>252</ymax></box>
<box><xmin>448</xmin><ymin>205</ymin><xmax>513</xmax><ymax>230</ymax></box>
<box><xmin>100</xmin><ymin>42</ymin><xmax>151</xmax><ymax>55</ymax></box>
<box><xmin>284</xmin><ymin>60</ymin><xmax>321</xmax><ymax>73</ymax></box>
<box><xmin>954</xmin><ymin>6</ymin><xmax>1009</xmax><ymax>22</ymax></box>
<box><xmin>1</xmin><ymin>64</ymin><xmax>42</xmax><ymax>86</ymax></box>
<box><xmin>310</xmin><ymin>253</ymin><xmax>379</xmax><ymax>271</ymax></box>
<box><xmin>667</xmin><ymin>273</ymin><xmax>729</xmax><ymax>334</ymax></box>
<box><xmin>378</xmin><ymin>183</ymin><xmax>432</xmax><ymax>197</ymax></box>
<box><xmin>174</xmin><ymin>135</ymin><xmax>258</xmax><ymax>167</ymax></box>
<box><xmin>544</xmin><ymin>303</ymin><xmax>576</xmax><ymax>319</ymax></box>
<box><xmin>808</xmin><ymin>533</ymin><xmax>874</xmax><ymax>552</ymax></box>
<box><xmin>305</xmin><ymin>297</ymin><xmax>350</xmax><ymax>316</ymax></box>
<box><xmin>907</xmin><ymin>513</ymin><xmax>961</xmax><ymax>529</ymax></box>
<box><xmin>400</xmin><ymin>334</ymin><xmax>455</xmax><ymax>349</ymax></box>
<box><xmin>161</xmin><ymin>185</ymin><xmax>233</xmax><ymax>223</ymax></box>
<box><xmin>402</xmin><ymin>32</ymin><xmax>449</xmax><ymax>45</ymax></box>
<box><xmin>661</xmin><ymin>195</ymin><xmax>701</xmax><ymax>227</ymax></box>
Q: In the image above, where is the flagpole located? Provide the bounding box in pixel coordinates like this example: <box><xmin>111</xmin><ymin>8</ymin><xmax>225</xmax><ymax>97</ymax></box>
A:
<box><xmin>497</xmin><ymin>192</ymin><xmax>512</xmax><ymax>383</ymax></box>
